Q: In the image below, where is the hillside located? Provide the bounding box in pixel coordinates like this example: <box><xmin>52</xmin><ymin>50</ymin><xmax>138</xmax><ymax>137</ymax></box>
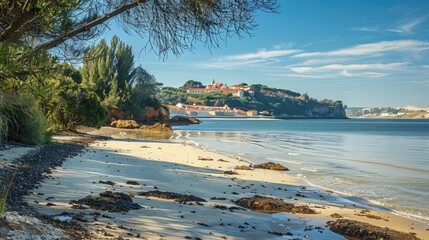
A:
<box><xmin>347</xmin><ymin>107</ymin><xmax>429</xmax><ymax>119</ymax></box>
<box><xmin>159</xmin><ymin>80</ymin><xmax>347</xmax><ymax>119</ymax></box>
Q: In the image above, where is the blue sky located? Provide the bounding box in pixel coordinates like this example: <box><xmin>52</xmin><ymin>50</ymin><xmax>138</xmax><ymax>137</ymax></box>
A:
<box><xmin>103</xmin><ymin>0</ymin><xmax>429</xmax><ymax>107</ymax></box>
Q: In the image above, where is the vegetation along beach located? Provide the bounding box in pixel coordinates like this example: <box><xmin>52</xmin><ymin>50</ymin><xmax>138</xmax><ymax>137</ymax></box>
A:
<box><xmin>1</xmin><ymin>0</ymin><xmax>429</xmax><ymax>239</ymax></box>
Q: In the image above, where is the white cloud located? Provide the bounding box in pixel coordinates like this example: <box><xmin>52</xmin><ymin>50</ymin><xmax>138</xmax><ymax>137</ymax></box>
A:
<box><xmin>198</xmin><ymin>59</ymin><xmax>267</xmax><ymax>69</ymax></box>
<box><xmin>340</xmin><ymin>70</ymin><xmax>386</xmax><ymax>78</ymax></box>
<box><xmin>226</xmin><ymin>49</ymin><xmax>301</xmax><ymax>60</ymax></box>
<box><xmin>351</xmin><ymin>14</ymin><xmax>428</xmax><ymax>35</ymax></box>
<box><xmin>350</xmin><ymin>26</ymin><xmax>381</xmax><ymax>32</ymax></box>
<box><xmin>291</xmin><ymin>62</ymin><xmax>408</xmax><ymax>73</ymax></box>
<box><xmin>292</xmin><ymin>40</ymin><xmax>429</xmax><ymax>58</ymax></box>
<box><xmin>388</xmin><ymin>15</ymin><xmax>428</xmax><ymax>34</ymax></box>
<box><xmin>288</xmin><ymin>62</ymin><xmax>408</xmax><ymax>78</ymax></box>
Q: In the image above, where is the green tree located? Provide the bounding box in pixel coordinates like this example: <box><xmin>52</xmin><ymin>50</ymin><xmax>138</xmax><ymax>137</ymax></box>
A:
<box><xmin>81</xmin><ymin>37</ymin><xmax>163</xmax><ymax>119</ymax></box>
<box><xmin>125</xmin><ymin>67</ymin><xmax>162</xmax><ymax>119</ymax></box>
<box><xmin>81</xmin><ymin>36</ymin><xmax>134</xmax><ymax>106</ymax></box>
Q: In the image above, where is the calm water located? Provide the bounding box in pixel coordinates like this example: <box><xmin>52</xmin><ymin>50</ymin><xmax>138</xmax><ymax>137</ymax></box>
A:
<box><xmin>171</xmin><ymin>118</ymin><xmax>429</xmax><ymax>222</ymax></box>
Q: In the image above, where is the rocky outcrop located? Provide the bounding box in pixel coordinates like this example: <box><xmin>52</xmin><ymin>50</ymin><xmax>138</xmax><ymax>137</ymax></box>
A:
<box><xmin>170</xmin><ymin>116</ymin><xmax>200</xmax><ymax>125</ymax></box>
<box><xmin>235</xmin><ymin>195</ymin><xmax>317</xmax><ymax>214</ymax></box>
<box><xmin>139</xmin><ymin>122</ymin><xmax>172</xmax><ymax>132</ymax></box>
<box><xmin>144</xmin><ymin>106</ymin><xmax>170</xmax><ymax>120</ymax></box>
<box><xmin>327</xmin><ymin>219</ymin><xmax>421</xmax><ymax>240</ymax></box>
<box><xmin>107</xmin><ymin>106</ymin><xmax>125</xmax><ymax>120</ymax></box>
<box><xmin>110</xmin><ymin>120</ymin><xmax>140</xmax><ymax>129</ymax></box>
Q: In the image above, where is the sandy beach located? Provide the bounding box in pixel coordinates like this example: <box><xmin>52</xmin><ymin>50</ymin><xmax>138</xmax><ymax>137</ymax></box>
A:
<box><xmin>19</xmin><ymin>130</ymin><xmax>429</xmax><ymax>240</ymax></box>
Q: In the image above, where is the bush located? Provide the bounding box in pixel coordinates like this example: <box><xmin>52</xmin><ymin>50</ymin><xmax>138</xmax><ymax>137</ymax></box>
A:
<box><xmin>50</xmin><ymin>86</ymin><xmax>107</xmax><ymax>130</ymax></box>
<box><xmin>0</xmin><ymin>93</ymin><xmax>51</xmax><ymax>145</ymax></box>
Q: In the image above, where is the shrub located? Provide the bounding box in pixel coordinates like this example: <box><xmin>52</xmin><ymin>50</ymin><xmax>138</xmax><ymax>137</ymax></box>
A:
<box><xmin>50</xmin><ymin>86</ymin><xmax>107</xmax><ymax>130</ymax></box>
<box><xmin>0</xmin><ymin>93</ymin><xmax>51</xmax><ymax>145</ymax></box>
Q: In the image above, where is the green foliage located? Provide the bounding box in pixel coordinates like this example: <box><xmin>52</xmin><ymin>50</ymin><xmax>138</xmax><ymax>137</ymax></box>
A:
<box><xmin>124</xmin><ymin>67</ymin><xmax>162</xmax><ymax>119</ymax></box>
<box><xmin>181</xmin><ymin>80</ymin><xmax>204</xmax><ymax>89</ymax></box>
<box><xmin>0</xmin><ymin>93</ymin><xmax>51</xmax><ymax>145</ymax></box>
<box><xmin>50</xmin><ymin>85</ymin><xmax>107</xmax><ymax>131</ymax></box>
<box><xmin>81</xmin><ymin>36</ymin><xmax>162</xmax><ymax>120</ymax></box>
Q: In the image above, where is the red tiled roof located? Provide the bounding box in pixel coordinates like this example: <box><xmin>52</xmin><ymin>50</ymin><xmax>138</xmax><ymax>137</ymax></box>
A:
<box><xmin>221</xmin><ymin>89</ymin><xmax>238</xmax><ymax>93</ymax></box>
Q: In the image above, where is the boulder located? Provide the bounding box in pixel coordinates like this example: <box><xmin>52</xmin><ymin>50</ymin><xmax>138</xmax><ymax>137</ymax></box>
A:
<box><xmin>254</xmin><ymin>162</ymin><xmax>289</xmax><ymax>171</ymax></box>
<box><xmin>144</xmin><ymin>106</ymin><xmax>170</xmax><ymax>120</ymax></box>
<box><xmin>170</xmin><ymin>116</ymin><xmax>201</xmax><ymax>125</ymax></box>
<box><xmin>139</xmin><ymin>122</ymin><xmax>172</xmax><ymax>132</ymax></box>
<box><xmin>111</xmin><ymin>120</ymin><xmax>140</xmax><ymax>129</ymax></box>
<box><xmin>107</xmin><ymin>106</ymin><xmax>125</xmax><ymax>120</ymax></box>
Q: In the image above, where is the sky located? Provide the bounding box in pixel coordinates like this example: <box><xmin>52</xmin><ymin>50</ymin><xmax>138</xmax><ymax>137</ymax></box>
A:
<box><xmin>102</xmin><ymin>0</ymin><xmax>429</xmax><ymax>107</ymax></box>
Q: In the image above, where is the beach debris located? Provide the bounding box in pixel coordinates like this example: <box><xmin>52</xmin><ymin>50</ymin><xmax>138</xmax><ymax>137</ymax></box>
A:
<box><xmin>223</xmin><ymin>170</ymin><xmax>238</xmax><ymax>175</ymax></box>
<box><xmin>217</xmin><ymin>159</ymin><xmax>230</xmax><ymax>162</ymax></box>
<box><xmin>234</xmin><ymin>165</ymin><xmax>251</xmax><ymax>170</ymax></box>
<box><xmin>138</xmin><ymin>190</ymin><xmax>206</xmax><ymax>203</ymax></box>
<box><xmin>213</xmin><ymin>205</ymin><xmax>246</xmax><ymax>212</ymax></box>
<box><xmin>99</xmin><ymin>180</ymin><xmax>115</xmax><ymax>186</ymax></box>
<box><xmin>253</xmin><ymin>162</ymin><xmax>289</xmax><ymax>171</ymax></box>
<box><xmin>354</xmin><ymin>209</ymin><xmax>389</xmax><ymax>221</ymax></box>
<box><xmin>70</xmin><ymin>191</ymin><xmax>142</xmax><ymax>212</ymax></box>
<box><xmin>71</xmin><ymin>204</ymin><xmax>87</xmax><ymax>209</ymax></box>
<box><xmin>327</xmin><ymin>219</ymin><xmax>421</xmax><ymax>240</ymax></box>
<box><xmin>110</xmin><ymin>120</ymin><xmax>140</xmax><ymax>129</ymax></box>
<box><xmin>330</xmin><ymin>213</ymin><xmax>343</xmax><ymax>218</ymax></box>
<box><xmin>198</xmin><ymin>156</ymin><xmax>213</xmax><ymax>161</ymax></box>
<box><xmin>213</xmin><ymin>204</ymin><xmax>228</xmax><ymax>210</ymax></box>
<box><xmin>268</xmin><ymin>231</ymin><xmax>293</xmax><ymax>236</ymax></box>
<box><xmin>210</xmin><ymin>197</ymin><xmax>227</xmax><ymax>200</ymax></box>
<box><xmin>139</xmin><ymin>122</ymin><xmax>172</xmax><ymax>132</ymax></box>
<box><xmin>126</xmin><ymin>181</ymin><xmax>139</xmax><ymax>185</ymax></box>
<box><xmin>235</xmin><ymin>195</ymin><xmax>317</xmax><ymax>214</ymax></box>
<box><xmin>197</xmin><ymin>222</ymin><xmax>209</xmax><ymax>227</ymax></box>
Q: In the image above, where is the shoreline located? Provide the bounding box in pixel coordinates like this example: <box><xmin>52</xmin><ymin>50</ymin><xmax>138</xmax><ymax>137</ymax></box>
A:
<box><xmin>188</xmin><ymin>137</ymin><xmax>429</xmax><ymax>225</ymax></box>
<box><xmin>17</xmin><ymin>130</ymin><xmax>429</xmax><ymax>239</ymax></box>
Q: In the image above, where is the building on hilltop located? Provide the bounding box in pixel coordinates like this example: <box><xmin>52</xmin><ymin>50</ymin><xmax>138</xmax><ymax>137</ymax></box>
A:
<box><xmin>186</xmin><ymin>79</ymin><xmax>243</xmax><ymax>98</ymax></box>
<box><xmin>221</xmin><ymin>89</ymin><xmax>244</xmax><ymax>98</ymax></box>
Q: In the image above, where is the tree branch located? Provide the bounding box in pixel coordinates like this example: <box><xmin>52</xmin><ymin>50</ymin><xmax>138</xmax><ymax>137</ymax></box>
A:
<box><xmin>30</xmin><ymin>0</ymin><xmax>149</xmax><ymax>53</ymax></box>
